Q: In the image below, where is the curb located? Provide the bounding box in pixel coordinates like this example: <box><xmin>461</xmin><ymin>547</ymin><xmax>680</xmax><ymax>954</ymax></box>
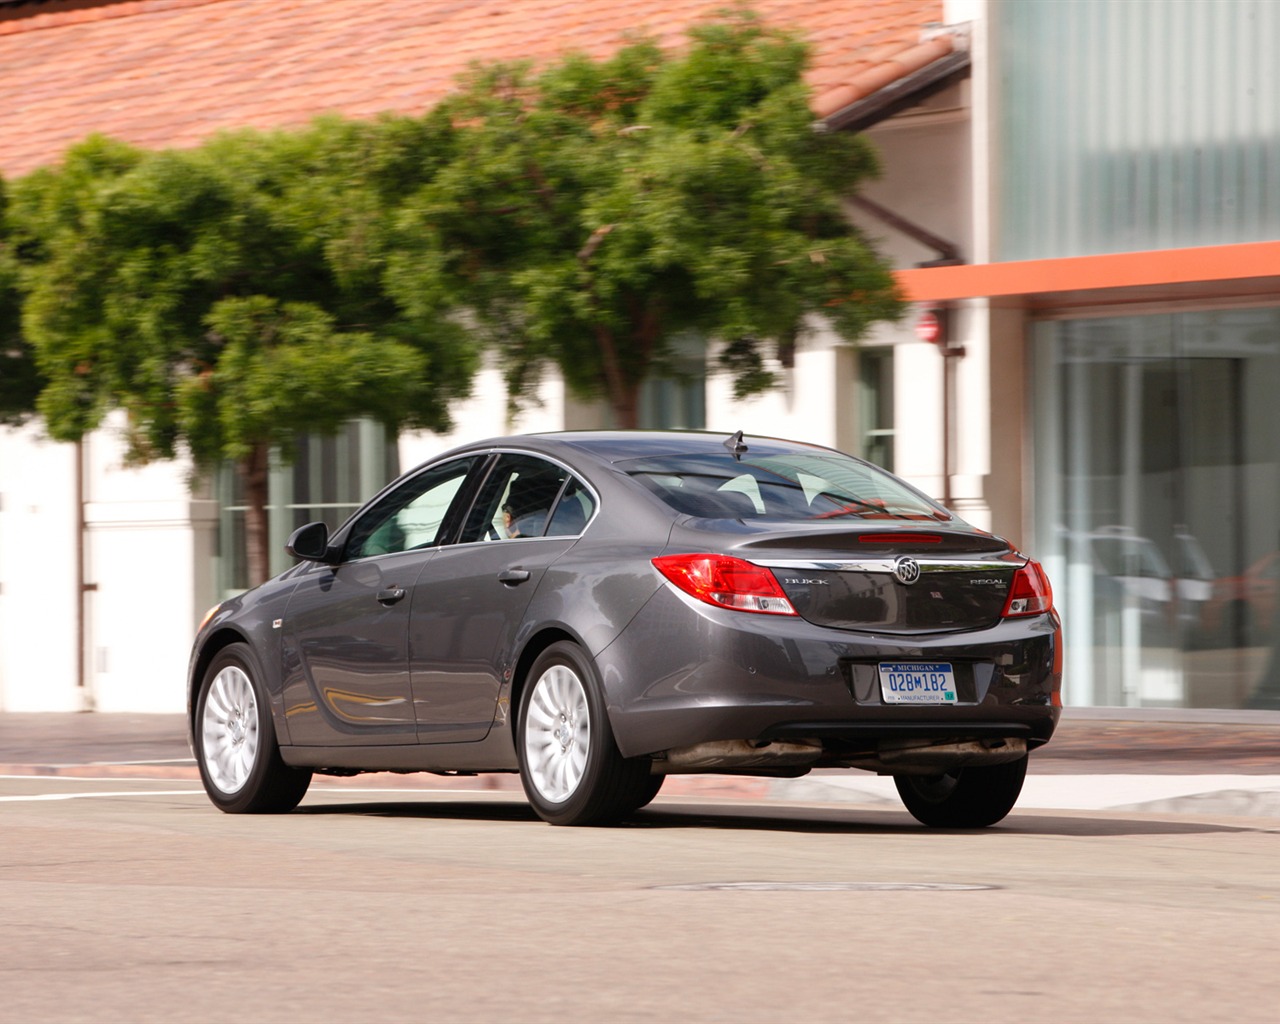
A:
<box><xmin>769</xmin><ymin>772</ymin><xmax>1280</xmax><ymax>820</ymax></box>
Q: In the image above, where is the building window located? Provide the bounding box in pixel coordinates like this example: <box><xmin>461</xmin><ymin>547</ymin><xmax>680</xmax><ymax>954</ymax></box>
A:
<box><xmin>858</xmin><ymin>346</ymin><xmax>895</xmax><ymax>471</ymax></box>
<box><xmin>637</xmin><ymin>335</ymin><xmax>706</xmax><ymax>430</ymax></box>
<box><xmin>215</xmin><ymin>419</ymin><xmax>399</xmax><ymax>595</ymax></box>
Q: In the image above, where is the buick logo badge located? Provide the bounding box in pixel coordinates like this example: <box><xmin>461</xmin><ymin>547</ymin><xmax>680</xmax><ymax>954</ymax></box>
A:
<box><xmin>893</xmin><ymin>556</ymin><xmax>921</xmax><ymax>585</ymax></box>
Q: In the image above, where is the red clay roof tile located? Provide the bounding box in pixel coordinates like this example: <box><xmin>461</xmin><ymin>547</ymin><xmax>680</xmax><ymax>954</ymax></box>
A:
<box><xmin>0</xmin><ymin>0</ymin><xmax>951</xmax><ymax>178</ymax></box>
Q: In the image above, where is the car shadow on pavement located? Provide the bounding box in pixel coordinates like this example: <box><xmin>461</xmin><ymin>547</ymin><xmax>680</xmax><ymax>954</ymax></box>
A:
<box><xmin>295</xmin><ymin>798</ymin><xmax>541</xmax><ymax>823</ymax></box>
<box><xmin>624</xmin><ymin>803</ymin><xmax>1270</xmax><ymax>836</ymax></box>
<box><xmin>291</xmin><ymin>796</ymin><xmax>1268</xmax><ymax>837</ymax></box>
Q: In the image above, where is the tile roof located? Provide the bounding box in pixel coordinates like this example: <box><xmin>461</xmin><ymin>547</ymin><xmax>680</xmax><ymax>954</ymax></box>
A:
<box><xmin>0</xmin><ymin>0</ymin><xmax>952</xmax><ymax>179</ymax></box>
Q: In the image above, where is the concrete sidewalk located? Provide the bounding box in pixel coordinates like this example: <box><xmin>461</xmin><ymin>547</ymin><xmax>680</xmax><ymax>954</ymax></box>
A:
<box><xmin>2</xmin><ymin>707</ymin><xmax>1278</xmax><ymax>819</ymax></box>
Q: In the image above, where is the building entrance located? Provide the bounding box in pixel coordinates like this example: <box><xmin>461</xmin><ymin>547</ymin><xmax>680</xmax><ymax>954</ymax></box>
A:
<box><xmin>1034</xmin><ymin>307</ymin><xmax>1280</xmax><ymax>708</ymax></box>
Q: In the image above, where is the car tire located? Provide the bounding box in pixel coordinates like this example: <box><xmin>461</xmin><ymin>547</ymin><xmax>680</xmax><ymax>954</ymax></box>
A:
<box><xmin>893</xmin><ymin>754</ymin><xmax>1028</xmax><ymax>828</ymax></box>
<box><xmin>516</xmin><ymin>641</ymin><xmax>653</xmax><ymax>826</ymax></box>
<box><xmin>626</xmin><ymin>773</ymin><xmax>666</xmax><ymax>814</ymax></box>
<box><xmin>194</xmin><ymin>642</ymin><xmax>312</xmax><ymax>814</ymax></box>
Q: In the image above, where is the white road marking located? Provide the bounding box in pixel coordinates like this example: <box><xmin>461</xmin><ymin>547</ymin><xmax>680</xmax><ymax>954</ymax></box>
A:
<box><xmin>0</xmin><ymin>790</ymin><xmax>203</xmax><ymax>802</ymax></box>
<box><xmin>4</xmin><ymin>758</ymin><xmax>197</xmax><ymax>768</ymax></box>
<box><xmin>0</xmin><ymin>779</ymin><xmax>512</xmax><ymax>802</ymax></box>
<box><xmin>0</xmin><ymin>773</ymin><xmax>192</xmax><ymax>783</ymax></box>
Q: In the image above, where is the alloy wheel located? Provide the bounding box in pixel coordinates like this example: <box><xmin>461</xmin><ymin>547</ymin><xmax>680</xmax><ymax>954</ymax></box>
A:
<box><xmin>200</xmin><ymin>664</ymin><xmax>260</xmax><ymax>795</ymax></box>
<box><xmin>522</xmin><ymin>663</ymin><xmax>591</xmax><ymax>803</ymax></box>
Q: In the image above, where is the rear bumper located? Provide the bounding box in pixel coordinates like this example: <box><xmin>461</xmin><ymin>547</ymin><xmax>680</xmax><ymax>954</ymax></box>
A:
<box><xmin>596</xmin><ymin>585</ymin><xmax>1061</xmax><ymax>760</ymax></box>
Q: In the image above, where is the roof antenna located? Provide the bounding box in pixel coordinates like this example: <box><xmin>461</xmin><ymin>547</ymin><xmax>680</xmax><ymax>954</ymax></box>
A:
<box><xmin>723</xmin><ymin>429</ymin><xmax>748</xmax><ymax>459</ymax></box>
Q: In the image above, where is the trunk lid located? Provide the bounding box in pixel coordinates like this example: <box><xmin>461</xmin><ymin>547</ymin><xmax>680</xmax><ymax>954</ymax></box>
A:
<box><xmin>735</xmin><ymin>526</ymin><xmax>1022</xmax><ymax>634</ymax></box>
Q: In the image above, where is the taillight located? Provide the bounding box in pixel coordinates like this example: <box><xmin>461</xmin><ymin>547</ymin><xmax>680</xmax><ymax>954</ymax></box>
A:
<box><xmin>1002</xmin><ymin>560</ymin><xmax>1053</xmax><ymax>617</ymax></box>
<box><xmin>652</xmin><ymin>554</ymin><xmax>797</xmax><ymax>616</ymax></box>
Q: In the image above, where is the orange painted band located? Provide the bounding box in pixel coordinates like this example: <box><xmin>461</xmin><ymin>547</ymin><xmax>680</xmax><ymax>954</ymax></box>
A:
<box><xmin>895</xmin><ymin>241</ymin><xmax>1280</xmax><ymax>304</ymax></box>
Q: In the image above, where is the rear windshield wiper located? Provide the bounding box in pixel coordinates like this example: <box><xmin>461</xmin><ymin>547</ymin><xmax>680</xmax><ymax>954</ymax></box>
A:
<box><xmin>810</xmin><ymin>493</ymin><xmax>946</xmax><ymax>521</ymax></box>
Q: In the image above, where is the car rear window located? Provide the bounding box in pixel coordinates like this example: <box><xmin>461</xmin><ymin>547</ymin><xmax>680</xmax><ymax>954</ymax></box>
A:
<box><xmin>620</xmin><ymin>452</ymin><xmax>952</xmax><ymax>522</ymax></box>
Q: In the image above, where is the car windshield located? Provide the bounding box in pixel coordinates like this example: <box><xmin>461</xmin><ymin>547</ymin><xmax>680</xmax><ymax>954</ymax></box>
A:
<box><xmin>621</xmin><ymin>451</ymin><xmax>952</xmax><ymax>522</ymax></box>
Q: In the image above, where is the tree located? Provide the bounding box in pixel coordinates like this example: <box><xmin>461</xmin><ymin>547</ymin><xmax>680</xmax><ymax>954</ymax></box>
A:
<box><xmin>389</xmin><ymin>8</ymin><xmax>904</xmax><ymax>426</ymax></box>
<box><xmin>12</xmin><ymin>120</ymin><xmax>476</xmax><ymax>584</ymax></box>
<box><xmin>0</xmin><ymin>177</ymin><xmax>45</xmax><ymax>424</ymax></box>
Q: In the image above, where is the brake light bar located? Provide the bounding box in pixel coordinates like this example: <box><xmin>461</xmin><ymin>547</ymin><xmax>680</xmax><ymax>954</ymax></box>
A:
<box><xmin>652</xmin><ymin>554</ymin><xmax>797</xmax><ymax>616</ymax></box>
<box><xmin>859</xmin><ymin>534</ymin><xmax>942</xmax><ymax>544</ymax></box>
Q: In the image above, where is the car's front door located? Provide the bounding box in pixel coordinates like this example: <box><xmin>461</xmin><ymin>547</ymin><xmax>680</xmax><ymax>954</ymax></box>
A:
<box><xmin>281</xmin><ymin>456</ymin><xmax>481</xmax><ymax>746</ymax></box>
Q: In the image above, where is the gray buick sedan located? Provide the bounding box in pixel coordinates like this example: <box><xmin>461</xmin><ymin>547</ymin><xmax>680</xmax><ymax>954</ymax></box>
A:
<box><xmin>188</xmin><ymin>430</ymin><xmax>1061</xmax><ymax>827</ymax></box>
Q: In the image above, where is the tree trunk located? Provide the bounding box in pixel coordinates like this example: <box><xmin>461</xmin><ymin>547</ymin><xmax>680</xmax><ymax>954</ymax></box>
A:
<box><xmin>237</xmin><ymin>442</ymin><xmax>272</xmax><ymax>587</ymax></box>
<box><xmin>613</xmin><ymin>380</ymin><xmax>641</xmax><ymax>428</ymax></box>
<box><xmin>595</xmin><ymin>313</ymin><xmax>652</xmax><ymax>430</ymax></box>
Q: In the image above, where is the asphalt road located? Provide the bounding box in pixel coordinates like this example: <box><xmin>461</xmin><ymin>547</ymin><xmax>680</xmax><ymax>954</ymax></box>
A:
<box><xmin>3</xmin><ymin>773</ymin><xmax>1279</xmax><ymax>1023</ymax></box>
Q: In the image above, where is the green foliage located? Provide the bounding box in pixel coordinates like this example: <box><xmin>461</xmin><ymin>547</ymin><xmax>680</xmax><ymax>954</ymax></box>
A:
<box><xmin>13</xmin><ymin>120</ymin><xmax>476</xmax><ymax>468</ymax></box>
<box><xmin>177</xmin><ymin>296</ymin><xmax>430</xmax><ymax>464</ymax></box>
<box><xmin>6</xmin><ymin>136</ymin><xmax>148</xmax><ymax>436</ymax></box>
<box><xmin>12</xmin><ymin>122</ymin><xmax>477</xmax><ymax>583</ymax></box>
<box><xmin>0</xmin><ymin>176</ymin><xmax>43</xmax><ymax>425</ymax></box>
<box><xmin>390</xmin><ymin>6</ymin><xmax>904</xmax><ymax>423</ymax></box>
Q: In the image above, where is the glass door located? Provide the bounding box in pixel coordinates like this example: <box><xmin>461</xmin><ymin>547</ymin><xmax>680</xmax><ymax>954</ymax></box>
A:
<box><xmin>1034</xmin><ymin>307</ymin><xmax>1280</xmax><ymax>708</ymax></box>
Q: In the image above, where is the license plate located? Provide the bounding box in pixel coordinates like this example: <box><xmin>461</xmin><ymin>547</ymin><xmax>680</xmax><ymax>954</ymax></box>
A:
<box><xmin>879</xmin><ymin>662</ymin><xmax>957</xmax><ymax>705</ymax></box>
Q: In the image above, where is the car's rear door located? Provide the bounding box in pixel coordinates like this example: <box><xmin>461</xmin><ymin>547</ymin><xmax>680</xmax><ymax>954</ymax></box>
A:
<box><xmin>408</xmin><ymin>453</ymin><xmax>595</xmax><ymax>743</ymax></box>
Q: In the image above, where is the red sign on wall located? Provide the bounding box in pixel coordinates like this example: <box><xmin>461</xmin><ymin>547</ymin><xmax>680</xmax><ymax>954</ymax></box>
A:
<box><xmin>916</xmin><ymin>310</ymin><xmax>941</xmax><ymax>344</ymax></box>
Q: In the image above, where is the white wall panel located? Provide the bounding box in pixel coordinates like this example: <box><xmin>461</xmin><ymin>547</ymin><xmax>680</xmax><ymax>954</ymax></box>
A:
<box><xmin>995</xmin><ymin>0</ymin><xmax>1280</xmax><ymax>259</ymax></box>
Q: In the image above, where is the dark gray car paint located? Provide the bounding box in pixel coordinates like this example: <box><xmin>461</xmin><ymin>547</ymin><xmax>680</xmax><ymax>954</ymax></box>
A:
<box><xmin>595</xmin><ymin>582</ymin><xmax>1057</xmax><ymax>758</ymax></box>
<box><xmin>282</xmin><ymin>548</ymin><xmax>424</xmax><ymax>744</ymax></box>
<box><xmin>409</xmin><ymin>536</ymin><xmax>573</xmax><ymax>743</ymax></box>
<box><xmin>188</xmin><ymin>431</ymin><xmax>1060</xmax><ymax>777</ymax></box>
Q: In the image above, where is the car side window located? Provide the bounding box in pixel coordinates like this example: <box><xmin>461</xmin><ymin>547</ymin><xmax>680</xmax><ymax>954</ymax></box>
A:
<box><xmin>545</xmin><ymin>476</ymin><xmax>596</xmax><ymax>536</ymax></box>
<box><xmin>344</xmin><ymin>457</ymin><xmax>478</xmax><ymax>560</ymax></box>
<box><xmin>458</xmin><ymin>454</ymin><xmax>579</xmax><ymax>543</ymax></box>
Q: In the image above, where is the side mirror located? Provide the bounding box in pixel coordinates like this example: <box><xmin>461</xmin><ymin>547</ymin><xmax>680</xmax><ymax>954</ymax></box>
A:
<box><xmin>285</xmin><ymin>522</ymin><xmax>337</xmax><ymax>563</ymax></box>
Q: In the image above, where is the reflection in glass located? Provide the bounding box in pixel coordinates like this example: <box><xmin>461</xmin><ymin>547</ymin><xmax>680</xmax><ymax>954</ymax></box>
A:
<box><xmin>1034</xmin><ymin>308</ymin><xmax>1280</xmax><ymax>709</ymax></box>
